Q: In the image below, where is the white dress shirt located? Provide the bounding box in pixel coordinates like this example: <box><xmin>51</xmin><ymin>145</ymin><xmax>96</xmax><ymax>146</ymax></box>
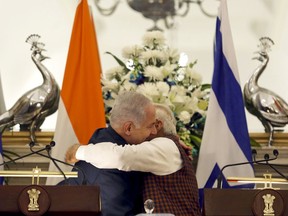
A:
<box><xmin>76</xmin><ymin>137</ymin><xmax>183</xmax><ymax>176</ymax></box>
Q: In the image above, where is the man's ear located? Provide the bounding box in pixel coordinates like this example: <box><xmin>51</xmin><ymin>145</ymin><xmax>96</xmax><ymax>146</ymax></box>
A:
<box><xmin>123</xmin><ymin>121</ymin><xmax>133</xmax><ymax>135</ymax></box>
<box><xmin>156</xmin><ymin>119</ymin><xmax>163</xmax><ymax>130</ymax></box>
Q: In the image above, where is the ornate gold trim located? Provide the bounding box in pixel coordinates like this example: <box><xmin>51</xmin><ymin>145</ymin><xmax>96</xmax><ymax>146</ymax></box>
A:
<box><xmin>250</xmin><ymin>132</ymin><xmax>288</xmax><ymax>147</ymax></box>
<box><xmin>2</xmin><ymin>131</ymin><xmax>54</xmax><ymax>146</ymax></box>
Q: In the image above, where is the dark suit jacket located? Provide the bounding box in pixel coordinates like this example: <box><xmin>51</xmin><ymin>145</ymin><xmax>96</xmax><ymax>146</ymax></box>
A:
<box><xmin>58</xmin><ymin>126</ymin><xmax>143</xmax><ymax>216</ymax></box>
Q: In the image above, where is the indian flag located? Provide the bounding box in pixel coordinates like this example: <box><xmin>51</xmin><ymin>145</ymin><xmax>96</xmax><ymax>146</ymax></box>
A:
<box><xmin>46</xmin><ymin>0</ymin><xmax>106</xmax><ymax>185</ymax></box>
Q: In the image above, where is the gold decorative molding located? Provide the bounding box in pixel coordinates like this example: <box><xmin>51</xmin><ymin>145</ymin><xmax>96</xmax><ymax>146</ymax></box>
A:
<box><xmin>2</xmin><ymin>131</ymin><xmax>54</xmax><ymax>185</ymax></box>
<box><xmin>2</xmin><ymin>130</ymin><xmax>54</xmax><ymax>146</ymax></box>
<box><xmin>250</xmin><ymin>132</ymin><xmax>288</xmax><ymax>147</ymax></box>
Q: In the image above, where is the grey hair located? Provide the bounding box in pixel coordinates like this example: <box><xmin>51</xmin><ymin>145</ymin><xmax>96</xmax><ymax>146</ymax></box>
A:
<box><xmin>110</xmin><ymin>91</ymin><xmax>153</xmax><ymax>128</ymax></box>
<box><xmin>154</xmin><ymin>103</ymin><xmax>177</xmax><ymax>136</ymax></box>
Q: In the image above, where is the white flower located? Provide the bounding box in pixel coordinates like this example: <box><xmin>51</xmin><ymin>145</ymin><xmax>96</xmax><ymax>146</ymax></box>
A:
<box><xmin>178</xmin><ymin>111</ymin><xmax>192</xmax><ymax>124</ymax></box>
<box><xmin>122</xmin><ymin>45</ymin><xmax>143</xmax><ymax>59</ymax></box>
<box><xmin>136</xmin><ymin>83</ymin><xmax>159</xmax><ymax>100</ymax></box>
<box><xmin>184</xmin><ymin>96</ymin><xmax>199</xmax><ymax>113</ymax></box>
<box><xmin>166</xmin><ymin>48</ymin><xmax>180</xmax><ymax>64</ymax></box>
<box><xmin>101</xmin><ymin>79</ymin><xmax>119</xmax><ymax>92</ymax></box>
<box><xmin>144</xmin><ymin>66</ymin><xmax>164</xmax><ymax>81</ymax></box>
<box><xmin>162</xmin><ymin>62</ymin><xmax>177</xmax><ymax>78</ymax></box>
<box><xmin>140</xmin><ymin>50</ymin><xmax>167</xmax><ymax>65</ymax></box>
<box><xmin>105</xmin><ymin>66</ymin><xmax>125</xmax><ymax>80</ymax></box>
<box><xmin>170</xmin><ymin>85</ymin><xmax>187</xmax><ymax>97</ymax></box>
<box><xmin>186</xmin><ymin>67</ymin><xmax>203</xmax><ymax>84</ymax></box>
<box><xmin>119</xmin><ymin>80</ymin><xmax>137</xmax><ymax>92</ymax></box>
<box><xmin>155</xmin><ymin>81</ymin><xmax>170</xmax><ymax>97</ymax></box>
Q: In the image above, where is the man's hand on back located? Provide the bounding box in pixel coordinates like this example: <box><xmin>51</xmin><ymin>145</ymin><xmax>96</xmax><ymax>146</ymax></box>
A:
<box><xmin>178</xmin><ymin>140</ymin><xmax>193</xmax><ymax>160</ymax></box>
<box><xmin>65</xmin><ymin>143</ymin><xmax>81</xmax><ymax>164</ymax></box>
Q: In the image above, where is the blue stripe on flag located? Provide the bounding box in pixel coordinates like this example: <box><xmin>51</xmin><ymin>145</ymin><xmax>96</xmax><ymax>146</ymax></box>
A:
<box><xmin>198</xmin><ymin>164</ymin><xmax>254</xmax><ymax>206</ymax></box>
<box><xmin>213</xmin><ymin>17</ymin><xmax>252</xmax><ymax>161</ymax></box>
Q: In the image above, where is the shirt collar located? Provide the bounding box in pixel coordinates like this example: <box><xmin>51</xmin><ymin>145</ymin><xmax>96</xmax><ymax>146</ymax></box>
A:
<box><xmin>107</xmin><ymin>125</ymin><xmax>128</xmax><ymax>146</ymax></box>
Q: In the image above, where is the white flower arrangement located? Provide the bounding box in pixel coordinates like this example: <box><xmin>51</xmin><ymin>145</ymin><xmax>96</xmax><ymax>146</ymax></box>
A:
<box><xmin>102</xmin><ymin>31</ymin><xmax>210</xmax><ymax>155</ymax></box>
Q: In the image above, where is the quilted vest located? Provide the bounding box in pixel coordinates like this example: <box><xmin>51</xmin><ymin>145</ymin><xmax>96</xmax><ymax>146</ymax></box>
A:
<box><xmin>142</xmin><ymin>135</ymin><xmax>201</xmax><ymax>216</ymax></box>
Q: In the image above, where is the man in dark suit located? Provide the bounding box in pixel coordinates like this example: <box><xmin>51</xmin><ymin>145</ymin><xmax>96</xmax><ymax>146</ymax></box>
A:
<box><xmin>61</xmin><ymin>91</ymin><xmax>157</xmax><ymax>216</ymax></box>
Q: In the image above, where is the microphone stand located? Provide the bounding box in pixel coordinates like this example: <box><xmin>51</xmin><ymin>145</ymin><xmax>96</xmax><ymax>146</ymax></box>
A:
<box><xmin>29</xmin><ymin>141</ymin><xmax>87</xmax><ymax>185</ymax></box>
<box><xmin>217</xmin><ymin>149</ymin><xmax>278</xmax><ymax>189</ymax></box>
<box><xmin>0</xmin><ymin>144</ymin><xmax>77</xmax><ymax>184</ymax></box>
<box><xmin>29</xmin><ymin>141</ymin><xmax>67</xmax><ymax>181</ymax></box>
<box><xmin>255</xmin><ymin>149</ymin><xmax>288</xmax><ymax>181</ymax></box>
<box><xmin>0</xmin><ymin>145</ymin><xmax>49</xmax><ymax>167</ymax></box>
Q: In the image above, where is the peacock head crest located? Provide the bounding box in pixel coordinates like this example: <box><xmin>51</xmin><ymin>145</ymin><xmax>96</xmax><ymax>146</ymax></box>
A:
<box><xmin>26</xmin><ymin>34</ymin><xmax>48</xmax><ymax>61</ymax></box>
<box><xmin>258</xmin><ymin>37</ymin><xmax>274</xmax><ymax>55</ymax></box>
<box><xmin>26</xmin><ymin>34</ymin><xmax>44</xmax><ymax>50</ymax></box>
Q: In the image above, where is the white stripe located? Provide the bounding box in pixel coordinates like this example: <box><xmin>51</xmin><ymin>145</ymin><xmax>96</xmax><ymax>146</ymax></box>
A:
<box><xmin>219</xmin><ymin>0</ymin><xmax>240</xmax><ymax>82</ymax></box>
<box><xmin>46</xmin><ymin>98</ymin><xmax>78</xmax><ymax>185</ymax></box>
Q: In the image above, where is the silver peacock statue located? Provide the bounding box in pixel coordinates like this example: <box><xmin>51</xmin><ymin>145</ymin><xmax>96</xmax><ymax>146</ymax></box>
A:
<box><xmin>244</xmin><ymin>37</ymin><xmax>288</xmax><ymax>146</ymax></box>
<box><xmin>0</xmin><ymin>34</ymin><xmax>60</xmax><ymax>143</ymax></box>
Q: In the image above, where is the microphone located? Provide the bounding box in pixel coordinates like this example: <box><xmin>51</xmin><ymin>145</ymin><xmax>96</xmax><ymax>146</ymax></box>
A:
<box><xmin>252</xmin><ymin>149</ymin><xmax>257</xmax><ymax>162</ymax></box>
<box><xmin>252</xmin><ymin>149</ymin><xmax>279</xmax><ymax>164</ymax></box>
<box><xmin>255</xmin><ymin>149</ymin><xmax>288</xmax><ymax>181</ymax></box>
<box><xmin>29</xmin><ymin>141</ymin><xmax>87</xmax><ymax>185</ymax></box>
<box><xmin>217</xmin><ymin>149</ymin><xmax>278</xmax><ymax>189</ymax></box>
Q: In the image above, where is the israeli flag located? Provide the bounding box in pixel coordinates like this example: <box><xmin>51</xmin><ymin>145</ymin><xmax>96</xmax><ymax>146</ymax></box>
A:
<box><xmin>196</xmin><ymin>0</ymin><xmax>254</xmax><ymax>204</ymax></box>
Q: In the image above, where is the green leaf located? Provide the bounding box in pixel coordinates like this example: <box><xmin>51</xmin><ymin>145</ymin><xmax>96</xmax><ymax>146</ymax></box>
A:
<box><xmin>200</xmin><ymin>83</ymin><xmax>212</xmax><ymax>91</ymax></box>
<box><xmin>105</xmin><ymin>51</ymin><xmax>128</xmax><ymax>69</ymax></box>
<box><xmin>190</xmin><ymin>135</ymin><xmax>202</xmax><ymax>150</ymax></box>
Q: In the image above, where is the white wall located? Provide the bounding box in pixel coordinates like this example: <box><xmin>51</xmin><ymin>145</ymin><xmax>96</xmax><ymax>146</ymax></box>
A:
<box><xmin>0</xmin><ymin>0</ymin><xmax>288</xmax><ymax>133</ymax></box>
